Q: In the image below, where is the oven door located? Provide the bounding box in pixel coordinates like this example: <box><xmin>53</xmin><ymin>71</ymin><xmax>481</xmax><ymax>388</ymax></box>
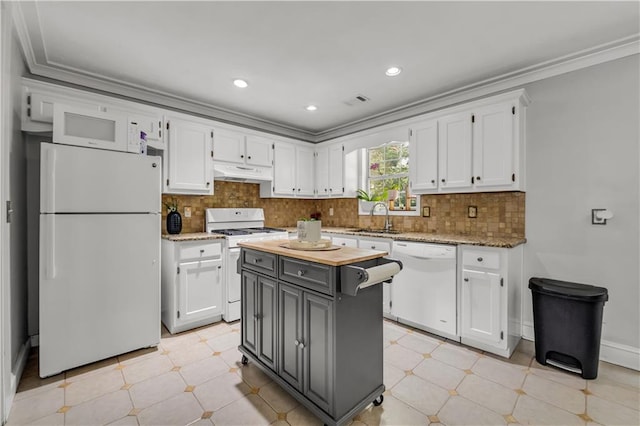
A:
<box><xmin>227</xmin><ymin>247</ymin><xmax>241</xmax><ymax>303</ymax></box>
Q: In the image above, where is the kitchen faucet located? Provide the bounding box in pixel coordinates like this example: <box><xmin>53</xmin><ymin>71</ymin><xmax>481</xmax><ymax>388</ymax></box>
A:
<box><xmin>370</xmin><ymin>202</ymin><xmax>392</xmax><ymax>231</ymax></box>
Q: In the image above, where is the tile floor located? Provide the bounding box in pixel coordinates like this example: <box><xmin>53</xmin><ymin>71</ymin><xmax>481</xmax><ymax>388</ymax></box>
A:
<box><xmin>7</xmin><ymin>320</ymin><xmax>640</xmax><ymax>426</ymax></box>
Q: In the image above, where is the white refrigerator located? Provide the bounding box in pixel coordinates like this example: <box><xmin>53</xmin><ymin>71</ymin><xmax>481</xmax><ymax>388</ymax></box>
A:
<box><xmin>39</xmin><ymin>142</ymin><xmax>161</xmax><ymax>377</ymax></box>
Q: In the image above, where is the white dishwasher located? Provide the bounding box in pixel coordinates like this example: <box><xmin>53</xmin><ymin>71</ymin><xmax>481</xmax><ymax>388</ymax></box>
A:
<box><xmin>391</xmin><ymin>241</ymin><xmax>458</xmax><ymax>340</ymax></box>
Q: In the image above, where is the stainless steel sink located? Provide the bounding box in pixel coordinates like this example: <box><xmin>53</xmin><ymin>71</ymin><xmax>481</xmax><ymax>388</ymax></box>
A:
<box><xmin>349</xmin><ymin>228</ymin><xmax>401</xmax><ymax>234</ymax></box>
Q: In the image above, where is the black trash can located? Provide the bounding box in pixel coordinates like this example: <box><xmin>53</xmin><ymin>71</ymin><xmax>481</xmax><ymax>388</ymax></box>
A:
<box><xmin>529</xmin><ymin>277</ymin><xmax>608</xmax><ymax>379</ymax></box>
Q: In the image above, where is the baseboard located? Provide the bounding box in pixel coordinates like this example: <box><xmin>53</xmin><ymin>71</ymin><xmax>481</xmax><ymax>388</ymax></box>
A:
<box><xmin>521</xmin><ymin>321</ymin><xmax>639</xmax><ymax>371</ymax></box>
<box><xmin>3</xmin><ymin>339</ymin><xmax>31</xmax><ymax>423</ymax></box>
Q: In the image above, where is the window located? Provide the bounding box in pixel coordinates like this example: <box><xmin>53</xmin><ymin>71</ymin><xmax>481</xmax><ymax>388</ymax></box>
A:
<box><xmin>366</xmin><ymin>141</ymin><xmax>416</xmax><ymax>211</ymax></box>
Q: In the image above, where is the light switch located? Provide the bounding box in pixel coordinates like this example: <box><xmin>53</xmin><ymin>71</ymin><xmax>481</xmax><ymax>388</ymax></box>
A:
<box><xmin>184</xmin><ymin>206</ymin><xmax>192</xmax><ymax>218</ymax></box>
<box><xmin>329</xmin><ymin>207</ymin><xmax>334</xmax><ymax>216</ymax></box>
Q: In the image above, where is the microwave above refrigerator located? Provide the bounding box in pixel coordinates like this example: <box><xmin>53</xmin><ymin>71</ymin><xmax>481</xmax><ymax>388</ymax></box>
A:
<box><xmin>52</xmin><ymin>103</ymin><xmax>152</xmax><ymax>154</ymax></box>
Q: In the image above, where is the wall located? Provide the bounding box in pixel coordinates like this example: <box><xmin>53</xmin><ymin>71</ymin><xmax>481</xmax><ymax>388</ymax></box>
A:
<box><xmin>163</xmin><ymin>186</ymin><xmax>525</xmax><ymax>240</ymax></box>
<box><xmin>1</xmin><ymin>2</ymin><xmax>29</xmax><ymax>421</ymax></box>
<box><xmin>522</xmin><ymin>55</ymin><xmax>640</xmax><ymax>368</ymax></box>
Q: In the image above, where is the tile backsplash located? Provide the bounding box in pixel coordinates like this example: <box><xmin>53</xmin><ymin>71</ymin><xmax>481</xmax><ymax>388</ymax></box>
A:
<box><xmin>162</xmin><ymin>182</ymin><xmax>524</xmax><ymax>239</ymax></box>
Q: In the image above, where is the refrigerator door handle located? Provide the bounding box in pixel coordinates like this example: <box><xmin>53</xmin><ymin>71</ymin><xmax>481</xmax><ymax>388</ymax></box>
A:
<box><xmin>42</xmin><ymin>146</ymin><xmax>57</xmax><ymax>212</ymax></box>
<box><xmin>43</xmin><ymin>214</ymin><xmax>56</xmax><ymax>279</ymax></box>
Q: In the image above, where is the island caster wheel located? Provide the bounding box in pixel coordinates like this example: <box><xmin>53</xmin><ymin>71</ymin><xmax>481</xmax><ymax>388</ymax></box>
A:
<box><xmin>241</xmin><ymin>355</ymin><xmax>248</xmax><ymax>365</ymax></box>
<box><xmin>373</xmin><ymin>395</ymin><xmax>384</xmax><ymax>406</ymax></box>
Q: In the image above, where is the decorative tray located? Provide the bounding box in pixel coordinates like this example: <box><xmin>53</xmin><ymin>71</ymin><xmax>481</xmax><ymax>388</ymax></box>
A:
<box><xmin>279</xmin><ymin>239</ymin><xmax>340</xmax><ymax>251</ymax></box>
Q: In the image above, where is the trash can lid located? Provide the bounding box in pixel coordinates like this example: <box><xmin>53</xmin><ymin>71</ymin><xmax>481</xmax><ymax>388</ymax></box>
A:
<box><xmin>529</xmin><ymin>277</ymin><xmax>608</xmax><ymax>302</ymax></box>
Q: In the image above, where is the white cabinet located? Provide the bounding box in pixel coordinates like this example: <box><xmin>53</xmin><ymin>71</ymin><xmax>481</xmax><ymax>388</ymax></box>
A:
<box><xmin>472</xmin><ymin>102</ymin><xmax>516</xmax><ymax>188</ymax></box>
<box><xmin>316</xmin><ymin>144</ymin><xmax>345</xmax><ymax>197</ymax></box>
<box><xmin>165</xmin><ymin>115</ymin><xmax>214</xmax><ymax>194</ymax></box>
<box><xmin>264</xmin><ymin>142</ymin><xmax>315</xmax><ymax>197</ymax></box>
<box><xmin>213</xmin><ymin>128</ymin><xmax>273</xmax><ymax>168</ymax></box>
<box><xmin>459</xmin><ymin>245</ymin><xmax>523</xmax><ymax>357</ymax></box>
<box><xmin>358</xmin><ymin>238</ymin><xmax>393</xmax><ymax>318</ymax></box>
<box><xmin>330</xmin><ymin>235</ymin><xmax>358</xmax><ymax>248</ymax></box>
<box><xmin>161</xmin><ymin>239</ymin><xmax>224</xmax><ymax>334</ymax></box>
<box><xmin>409</xmin><ymin>90</ymin><xmax>528</xmax><ymax>194</ymax></box>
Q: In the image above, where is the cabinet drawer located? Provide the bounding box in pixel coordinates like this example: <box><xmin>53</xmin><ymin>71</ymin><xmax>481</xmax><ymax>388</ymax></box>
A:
<box><xmin>462</xmin><ymin>249</ymin><xmax>500</xmax><ymax>270</ymax></box>
<box><xmin>242</xmin><ymin>249</ymin><xmax>277</xmax><ymax>277</ymax></box>
<box><xmin>358</xmin><ymin>239</ymin><xmax>391</xmax><ymax>253</ymax></box>
<box><xmin>180</xmin><ymin>242</ymin><xmax>222</xmax><ymax>260</ymax></box>
<box><xmin>280</xmin><ymin>257</ymin><xmax>334</xmax><ymax>296</ymax></box>
<box><xmin>331</xmin><ymin>237</ymin><xmax>358</xmax><ymax>248</ymax></box>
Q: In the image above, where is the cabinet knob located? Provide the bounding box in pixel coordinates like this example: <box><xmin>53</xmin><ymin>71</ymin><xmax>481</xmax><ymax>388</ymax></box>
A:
<box><xmin>241</xmin><ymin>155</ymin><xmax>244</xmax><ymax>159</ymax></box>
<box><xmin>441</xmin><ymin>179</ymin><xmax>446</xmax><ymax>183</ymax></box>
<box><xmin>477</xmin><ymin>257</ymin><xmax>483</xmax><ymax>262</ymax></box>
<box><xmin>206</xmin><ymin>182</ymin><xmax>210</xmax><ymax>186</ymax></box>
<box><xmin>341</xmin><ymin>243</ymin><xmax>346</xmax><ymax>246</ymax></box>
<box><xmin>464</xmin><ymin>278</ymin><xmax>469</xmax><ymax>282</ymax></box>
<box><xmin>200</xmin><ymin>249</ymin><xmax>205</xmax><ymax>254</ymax></box>
<box><xmin>152</xmin><ymin>163</ymin><xmax>157</xmax><ymax>168</ymax></box>
<box><xmin>253</xmin><ymin>258</ymin><xmax>262</xmax><ymax>264</ymax></box>
<box><xmin>297</xmin><ymin>270</ymin><xmax>305</xmax><ymax>277</ymax></box>
<box><xmin>297</xmin><ymin>188</ymin><xmax>301</xmax><ymax>192</ymax></box>
<box><xmin>298</xmin><ymin>341</ymin><xmax>305</xmax><ymax>349</ymax></box>
<box><xmin>292</xmin><ymin>188</ymin><xmax>295</xmax><ymax>191</ymax></box>
<box><xmin>248</xmin><ymin>156</ymin><xmax>251</xmax><ymax>159</ymax></box>
<box><xmin>329</xmin><ymin>188</ymin><xmax>332</xmax><ymax>192</ymax></box>
<box><xmin>431</xmin><ymin>179</ymin><xmax>435</xmax><ymax>184</ymax></box>
<box><xmin>476</xmin><ymin>176</ymin><xmax>481</xmax><ymax>181</ymax></box>
<box><xmin>371</xmin><ymin>246</ymin><xmax>376</xmax><ymax>249</ymax></box>
<box><xmin>294</xmin><ymin>339</ymin><xmax>300</xmax><ymax>347</ymax></box>
<box><xmin>324</xmin><ymin>188</ymin><xmax>327</xmax><ymax>192</ymax></box>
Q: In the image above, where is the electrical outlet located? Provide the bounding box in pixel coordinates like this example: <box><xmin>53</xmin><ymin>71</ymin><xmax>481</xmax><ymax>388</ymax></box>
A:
<box><xmin>468</xmin><ymin>206</ymin><xmax>477</xmax><ymax>218</ymax></box>
<box><xmin>329</xmin><ymin>207</ymin><xmax>334</xmax><ymax>216</ymax></box>
<box><xmin>184</xmin><ymin>206</ymin><xmax>192</xmax><ymax>218</ymax></box>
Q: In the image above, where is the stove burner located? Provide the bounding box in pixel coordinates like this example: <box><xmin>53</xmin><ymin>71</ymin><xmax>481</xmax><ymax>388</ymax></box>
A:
<box><xmin>212</xmin><ymin>227</ymin><xmax>286</xmax><ymax>236</ymax></box>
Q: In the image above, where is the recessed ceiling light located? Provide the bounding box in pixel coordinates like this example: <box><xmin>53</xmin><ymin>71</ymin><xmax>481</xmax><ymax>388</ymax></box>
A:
<box><xmin>305</xmin><ymin>105</ymin><xmax>318</xmax><ymax>111</ymax></box>
<box><xmin>385</xmin><ymin>66</ymin><xmax>402</xmax><ymax>77</ymax></box>
<box><xmin>233</xmin><ymin>79</ymin><xmax>248</xmax><ymax>88</ymax></box>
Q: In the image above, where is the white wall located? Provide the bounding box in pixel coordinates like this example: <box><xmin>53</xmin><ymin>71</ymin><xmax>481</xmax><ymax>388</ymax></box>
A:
<box><xmin>523</xmin><ymin>55</ymin><xmax>640</xmax><ymax>368</ymax></box>
<box><xmin>1</xmin><ymin>2</ymin><xmax>29</xmax><ymax>422</ymax></box>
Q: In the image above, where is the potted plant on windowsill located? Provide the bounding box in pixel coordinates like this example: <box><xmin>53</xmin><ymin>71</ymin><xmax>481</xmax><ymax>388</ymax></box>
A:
<box><xmin>357</xmin><ymin>189</ymin><xmax>384</xmax><ymax>212</ymax></box>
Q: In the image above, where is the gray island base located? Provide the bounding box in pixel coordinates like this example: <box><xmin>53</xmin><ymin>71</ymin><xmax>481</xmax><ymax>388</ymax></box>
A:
<box><xmin>237</xmin><ymin>241</ymin><xmax>401</xmax><ymax>426</ymax></box>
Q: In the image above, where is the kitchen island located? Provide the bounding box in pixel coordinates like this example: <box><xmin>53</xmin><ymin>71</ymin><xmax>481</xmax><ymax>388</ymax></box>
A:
<box><xmin>237</xmin><ymin>239</ymin><xmax>401</xmax><ymax>426</ymax></box>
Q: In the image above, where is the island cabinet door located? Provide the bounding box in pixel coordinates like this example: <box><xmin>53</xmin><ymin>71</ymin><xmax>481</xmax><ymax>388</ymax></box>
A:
<box><xmin>241</xmin><ymin>271</ymin><xmax>258</xmax><ymax>356</ymax></box>
<box><xmin>257</xmin><ymin>276</ymin><xmax>277</xmax><ymax>370</ymax></box>
<box><xmin>303</xmin><ymin>292</ymin><xmax>334</xmax><ymax>414</ymax></box>
<box><xmin>278</xmin><ymin>283</ymin><xmax>303</xmax><ymax>391</ymax></box>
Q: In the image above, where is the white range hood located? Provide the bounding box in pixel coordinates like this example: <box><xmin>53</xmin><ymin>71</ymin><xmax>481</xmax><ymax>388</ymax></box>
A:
<box><xmin>213</xmin><ymin>164</ymin><xmax>272</xmax><ymax>183</ymax></box>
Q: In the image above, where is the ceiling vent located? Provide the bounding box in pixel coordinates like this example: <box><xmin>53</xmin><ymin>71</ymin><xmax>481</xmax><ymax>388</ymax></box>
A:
<box><xmin>343</xmin><ymin>94</ymin><xmax>370</xmax><ymax>106</ymax></box>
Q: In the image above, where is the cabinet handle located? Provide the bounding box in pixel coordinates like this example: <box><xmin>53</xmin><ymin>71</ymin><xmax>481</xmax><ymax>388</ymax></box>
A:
<box><xmin>476</xmin><ymin>176</ymin><xmax>481</xmax><ymax>181</ymax></box>
<box><xmin>371</xmin><ymin>246</ymin><xmax>376</xmax><ymax>249</ymax></box>
<box><xmin>253</xmin><ymin>258</ymin><xmax>262</xmax><ymax>264</ymax></box>
<box><xmin>477</xmin><ymin>257</ymin><xmax>483</xmax><ymax>262</ymax></box>
<box><xmin>200</xmin><ymin>249</ymin><xmax>205</xmax><ymax>254</ymax></box>
<box><xmin>464</xmin><ymin>278</ymin><xmax>469</xmax><ymax>282</ymax></box>
<box><xmin>341</xmin><ymin>243</ymin><xmax>346</xmax><ymax>246</ymax></box>
<box><xmin>297</xmin><ymin>270</ymin><xmax>306</xmax><ymax>277</ymax></box>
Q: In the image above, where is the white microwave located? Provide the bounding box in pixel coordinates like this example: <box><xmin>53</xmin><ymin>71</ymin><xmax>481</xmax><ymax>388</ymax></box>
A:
<box><xmin>53</xmin><ymin>103</ymin><xmax>134</xmax><ymax>152</ymax></box>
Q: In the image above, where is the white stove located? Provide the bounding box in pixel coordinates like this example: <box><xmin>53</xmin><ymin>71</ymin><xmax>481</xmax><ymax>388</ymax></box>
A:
<box><xmin>205</xmin><ymin>208</ymin><xmax>288</xmax><ymax>321</ymax></box>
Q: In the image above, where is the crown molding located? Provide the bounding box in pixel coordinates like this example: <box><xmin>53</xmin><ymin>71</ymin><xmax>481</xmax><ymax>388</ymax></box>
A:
<box><xmin>11</xmin><ymin>0</ymin><xmax>639</xmax><ymax>144</ymax></box>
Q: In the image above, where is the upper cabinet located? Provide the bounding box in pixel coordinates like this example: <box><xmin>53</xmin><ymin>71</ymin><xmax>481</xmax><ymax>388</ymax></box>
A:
<box><xmin>165</xmin><ymin>115</ymin><xmax>214</xmax><ymax>195</ymax></box>
<box><xmin>261</xmin><ymin>141</ymin><xmax>315</xmax><ymax>198</ymax></box>
<box><xmin>213</xmin><ymin>128</ymin><xmax>273</xmax><ymax>168</ymax></box>
<box><xmin>315</xmin><ymin>144</ymin><xmax>344</xmax><ymax>197</ymax></box>
<box><xmin>409</xmin><ymin>90</ymin><xmax>528</xmax><ymax>194</ymax></box>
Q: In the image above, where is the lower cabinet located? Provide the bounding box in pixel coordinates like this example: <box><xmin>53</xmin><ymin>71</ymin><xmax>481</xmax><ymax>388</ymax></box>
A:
<box><xmin>278</xmin><ymin>283</ymin><xmax>333</xmax><ymax>413</ymax></box>
<box><xmin>238</xmin><ymin>248</ymin><xmax>385</xmax><ymax>426</ymax></box>
<box><xmin>161</xmin><ymin>239</ymin><xmax>224</xmax><ymax>333</ymax></box>
<box><xmin>459</xmin><ymin>244</ymin><xmax>523</xmax><ymax>357</ymax></box>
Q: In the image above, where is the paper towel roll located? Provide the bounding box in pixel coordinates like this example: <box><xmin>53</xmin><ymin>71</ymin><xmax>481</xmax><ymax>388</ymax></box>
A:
<box><xmin>358</xmin><ymin>262</ymin><xmax>402</xmax><ymax>291</ymax></box>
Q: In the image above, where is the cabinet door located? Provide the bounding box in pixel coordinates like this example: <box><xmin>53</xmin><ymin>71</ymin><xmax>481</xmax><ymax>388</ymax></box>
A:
<box><xmin>328</xmin><ymin>144</ymin><xmax>344</xmax><ymax>195</ymax></box>
<box><xmin>461</xmin><ymin>269</ymin><xmax>502</xmax><ymax>344</ymax></box>
<box><xmin>473</xmin><ymin>103</ymin><xmax>514</xmax><ymax>188</ymax></box>
<box><xmin>296</xmin><ymin>146</ymin><xmax>316</xmax><ymax>196</ymax></box>
<box><xmin>213</xmin><ymin>128</ymin><xmax>245</xmax><ymax>164</ymax></box>
<box><xmin>257</xmin><ymin>277</ymin><xmax>278</xmax><ymax>370</ymax></box>
<box><xmin>167</xmin><ymin>117</ymin><xmax>213</xmax><ymax>193</ymax></box>
<box><xmin>273</xmin><ymin>143</ymin><xmax>296</xmax><ymax>196</ymax></box>
<box><xmin>303</xmin><ymin>292</ymin><xmax>333</xmax><ymax>414</ymax></box>
<box><xmin>242</xmin><ymin>271</ymin><xmax>258</xmax><ymax>355</ymax></box>
<box><xmin>438</xmin><ymin>113</ymin><xmax>472</xmax><ymax>190</ymax></box>
<box><xmin>246</xmin><ymin>135</ymin><xmax>273</xmax><ymax>167</ymax></box>
<box><xmin>315</xmin><ymin>147</ymin><xmax>329</xmax><ymax>197</ymax></box>
<box><xmin>409</xmin><ymin>120</ymin><xmax>439</xmax><ymax>191</ymax></box>
<box><xmin>177</xmin><ymin>258</ymin><xmax>222</xmax><ymax>325</ymax></box>
<box><xmin>278</xmin><ymin>283</ymin><xmax>303</xmax><ymax>391</ymax></box>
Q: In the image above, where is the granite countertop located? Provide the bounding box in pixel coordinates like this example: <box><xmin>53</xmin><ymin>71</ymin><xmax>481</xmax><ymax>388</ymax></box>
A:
<box><xmin>284</xmin><ymin>227</ymin><xmax>526</xmax><ymax>248</ymax></box>
<box><xmin>161</xmin><ymin>232</ymin><xmax>225</xmax><ymax>242</ymax></box>
<box><xmin>238</xmin><ymin>239</ymin><xmax>388</xmax><ymax>266</ymax></box>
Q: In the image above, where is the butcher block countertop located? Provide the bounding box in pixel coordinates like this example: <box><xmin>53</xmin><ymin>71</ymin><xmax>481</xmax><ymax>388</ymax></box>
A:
<box><xmin>238</xmin><ymin>239</ymin><xmax>388</xmax><ymax>267</ymax></box>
